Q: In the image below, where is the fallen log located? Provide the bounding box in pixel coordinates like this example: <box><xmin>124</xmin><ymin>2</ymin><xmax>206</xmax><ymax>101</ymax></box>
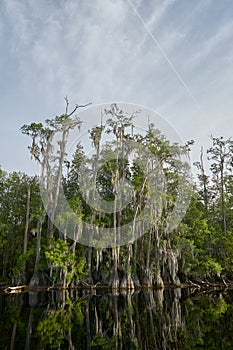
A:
<box><xmin>3</xmin><ymin>285</ymin><xmax>27</xmax><ymax>294</ymax></box>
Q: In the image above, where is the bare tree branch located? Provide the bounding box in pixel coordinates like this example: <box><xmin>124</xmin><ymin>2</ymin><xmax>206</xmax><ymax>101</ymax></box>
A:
<box><xmin>67</xmin><ymin>102</ymin><xmax>92</xmax><ymax>117</ymax></box>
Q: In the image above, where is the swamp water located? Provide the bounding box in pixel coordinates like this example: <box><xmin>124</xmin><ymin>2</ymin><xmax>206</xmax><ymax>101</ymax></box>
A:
<box><xmin>0</xmin><ymin>288</ymin><xmax>233</xmax><ymax>349</ymax></box>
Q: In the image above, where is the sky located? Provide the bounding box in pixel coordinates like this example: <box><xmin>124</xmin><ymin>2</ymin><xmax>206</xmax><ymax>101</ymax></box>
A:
<box><xmin>0</xmin><ymin>0</ymin><xmax>233</xmax><ymax>176</ymax></box>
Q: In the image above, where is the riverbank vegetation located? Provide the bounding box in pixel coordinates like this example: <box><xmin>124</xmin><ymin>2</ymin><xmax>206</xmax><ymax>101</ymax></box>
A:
<box><xmin>0</xmin><ymin>103</ymin><xmax>233</xmax><ymax>291</ymax></box>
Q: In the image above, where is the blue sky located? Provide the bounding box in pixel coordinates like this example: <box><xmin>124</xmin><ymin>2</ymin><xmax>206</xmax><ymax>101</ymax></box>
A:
<box><xmin>0</xmin><ymin>0</ymin><xmax>233</xmax><ymax>175</ymax></box>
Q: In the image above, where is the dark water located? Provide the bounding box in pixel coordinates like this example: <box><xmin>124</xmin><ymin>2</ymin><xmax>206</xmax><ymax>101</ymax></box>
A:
<box><xmin>0</xmin><ymin>288</ymin><xmax>233</xmax><ymax>350</ymax></box>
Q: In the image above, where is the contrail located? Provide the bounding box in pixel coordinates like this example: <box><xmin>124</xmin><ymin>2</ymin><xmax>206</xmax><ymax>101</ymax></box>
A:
<box><xmin>127</xmin><ymin>0</ymin><xmax>198</xmax><ymax>106</ymax></box>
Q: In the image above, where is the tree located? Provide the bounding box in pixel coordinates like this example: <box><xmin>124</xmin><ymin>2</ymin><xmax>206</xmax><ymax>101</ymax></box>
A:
<box><xmin>194</xmin><ymin>147</ymin><xmax>209</xmax><ymax>214</ymax></box>
<box><xmin>62</xmin><ymin>104</ymin><xmax>193</xmax><ymax>289</ymax></box>
<box><xmin>207</xmin><ymin>136</ymin><xmax>233</xmax><ymax>236</ymax></box>
<box><xmin>0</xmin><ymin>169</ymin><xmax>40</xmax><ymax>284</ymax></box>
<box><xmin>21</xmin><ymin>97</ymin><xmax>90</xmax><ymax>286</ymax></box>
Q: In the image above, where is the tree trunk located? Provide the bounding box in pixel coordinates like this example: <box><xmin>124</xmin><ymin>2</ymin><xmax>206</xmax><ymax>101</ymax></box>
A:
<box><xmin>24</xmin><ymin>184</ymin><xmax>30</xmax><ymax>254</ymax></box>
<box><xmin>10</xmin><ymin>324</ymin><xmax>17</xmax><ymax>350</ymax></box>
<box><xmin>85</xmin><ymin>296</ymin><xmax>91</xmax><ymax>350</ymax></box>
<box><xmin>25</xmin><ymin>308</ymin><xmax>33</xmax><ymax>350</ymax></box>
<box><xmin>87</xmin><ymin>247</ymin><xmax>93</xmax><ymax>285</ymax></box>
<box><xmin>48</xmin><ymin>129</ymin><xmax>68</xmax><ymax>238</ymax></box>
<box><xmin>142</xmin><ymin>230</ymin><xmax>152</xmax><ymax>287</ymax></box>
<box><xmin>133</xmin><ymin>239</ymin><xmax>141</xmax><ymax>288</ymax></box>
<box><xmin>220</xmin><ymin>161</ymin><xmax>227</xmax><ymax>236</ymax></box>
<box><xmin>110</xmin><ymin>188</ymin><xmax>120</xmax><ymax>290</ymax></box>
<box><xmin>120</xmin><ymin>243</ymin><xmax>134</xmax><ymax>290</ymax></box>
<box><xmin>200</xmin><ymin>147</ymin><xmax>208</xmax><ymax>214</ymax></box>
<box><xmin>29</xmin><ymin>218</ymin><xmax>42</xmax><ymax>287</ymax></box>
<box><xmin>19</xmin><ymin>183</ymin><xmax>31</xmax><ymax>285</ymax></box>
<box><xmin>110</xmin><ymin>247</ymin><xmax>119</xmax><ymax>290</ymax></box>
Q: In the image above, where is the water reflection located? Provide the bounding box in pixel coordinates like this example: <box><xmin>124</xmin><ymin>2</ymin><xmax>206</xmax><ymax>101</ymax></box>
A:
<box><xmin>1</xmin><ymin>288</ymin><xmax>233</xmax><ymax>349</ymax></box>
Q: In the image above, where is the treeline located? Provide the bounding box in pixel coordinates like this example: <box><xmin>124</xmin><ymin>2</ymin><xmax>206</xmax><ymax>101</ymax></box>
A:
<box><xmin>0</xmin><ymin>103</ymin><xmax>233</xmax><ymax>289</ymax></box>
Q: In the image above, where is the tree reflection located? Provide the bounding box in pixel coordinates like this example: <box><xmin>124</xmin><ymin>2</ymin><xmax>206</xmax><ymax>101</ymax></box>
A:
<box><xmin>1</xmin><ymin>289</ymin><xmax>233</xmax><ymax>349</ymax></box>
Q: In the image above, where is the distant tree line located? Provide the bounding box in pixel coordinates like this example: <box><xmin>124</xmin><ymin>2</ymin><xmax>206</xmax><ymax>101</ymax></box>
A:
<box><xmin>0</xmin><ymin>102</ymin><xmax>233</xmax><ymax>290</ymax></box>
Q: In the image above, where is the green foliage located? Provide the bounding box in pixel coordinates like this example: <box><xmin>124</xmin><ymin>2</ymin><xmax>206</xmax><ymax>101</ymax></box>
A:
<box><xmin>45</xmin><ymin>238</ymin><xmax>86</xmax><ymax>285</ymax></box>
<box><xmin>175</xmin><ymin>197</ymin><xmax>224</xmax><ymax>280</ymax></box>
<box><xmin>1</xmin><ymin>106</ymin><xmax>233</xmax><ymax>288</ymax></box>
<box><xmin>90</xmin><ymin>334</ymin><xmax>117</xmax><ymax>349</ymax></box>
<box><xmin>37</xmin><ymin>306</ymin><xmax>70</xmax><ymax>348</ymax></box>
<box><xmin>45</xmin><ymin>238</ymin><xmax>74</xmax><ymax>270</ymax></box>
<box><xmin>177</xmin><ymin>293</ymin><xmax>231</xmax><ymax>349</ymax></box>
<box><xmin>12</xmin><ymin>242</ymin><xmax>36</xmax><ymax>278</ymax></box>
<box><xmin>36</xmin><ymin>297</ymin><xmax>85</xmax><ymax>349</ymax></box>
<box><xmin>0</xmin><ymin>170</ymin><xmax>40</xmax><ymax>282</ymax></box>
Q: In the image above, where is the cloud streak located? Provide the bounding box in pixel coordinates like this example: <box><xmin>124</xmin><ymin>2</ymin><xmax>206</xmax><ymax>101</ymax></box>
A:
<box><xmin>127</xmin><ymin>0</ymin><xmax>198</xmax><ymax>105</ymax></box>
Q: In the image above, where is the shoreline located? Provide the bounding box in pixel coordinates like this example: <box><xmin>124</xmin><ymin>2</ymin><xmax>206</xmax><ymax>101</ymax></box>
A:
<box><xmin>1</xmin><ymin>280</ymin><xmax>232</xmax><ymax>294</ymax></box>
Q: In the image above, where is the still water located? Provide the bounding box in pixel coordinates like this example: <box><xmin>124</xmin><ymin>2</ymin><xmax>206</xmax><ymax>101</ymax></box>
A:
<box><xmin>0</xmin><ymin>288</ymin><xmax>233</xmax><ymax>350</ymax></box>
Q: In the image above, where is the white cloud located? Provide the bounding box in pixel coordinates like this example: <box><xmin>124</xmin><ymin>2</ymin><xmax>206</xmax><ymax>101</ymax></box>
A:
<box><xmin>0</xmin><ymin>0</ymin><xmax>233</xmax><ymax>174</ymax></box>
<box><xmin>186</xmin><ymin>20</ymin><xmax>233</xmax><ymax>68</ymax></box>
<box><xmin>146</xmin><ymin>0</ymin><xmax>176</xmax><ymax>28</ymax></box>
